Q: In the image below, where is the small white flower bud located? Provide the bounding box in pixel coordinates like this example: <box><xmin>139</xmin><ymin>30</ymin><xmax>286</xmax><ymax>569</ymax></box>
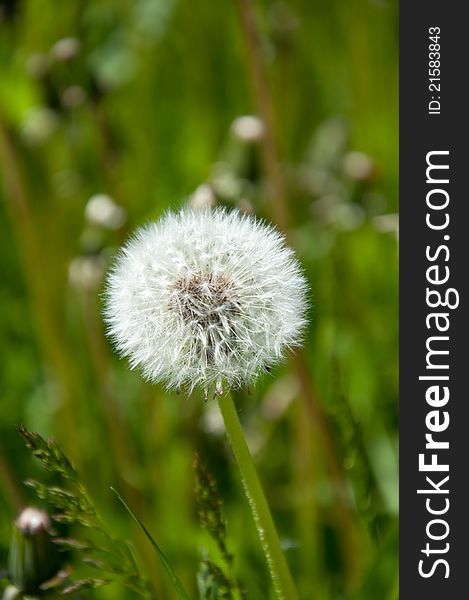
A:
<box><xmin>231</xmin><ymin>115</ymin><xmax>265</xmax><ymax>143</ymax></box>
<box><xmin>50</xmin><ymin>37</ymin><xmax>81</xmax><ymax>61</ymax></box>
<box><xmin>190</xmin><ymin>184</ymin><xmax>217</xmax><ymax>209</ymax></box>
<box><xmin>21</xmin><ymin>108</ymin><xmax>58</xmax><ymax>146</ymax></box>
<box><xmin>212</xmin><ymin>164</ymin><xmax>242</xmax><ymax>199</ymax></box>
<box><xmin>343</xmin><ymin>151</ymin><xmax>375</xmax><ymax>181</ymax></box>
<box><xmin>332</xmin><ymin>203</ymin><xmax>365</xmax><ymax>231</ymax></box>
<box><xmin>2</xmin><ymin>585</ymin><xmax>22</xmax><ymax>599</ymax></box>
<box><xmin>237</xmin><ymin>198</ymin><xmax>255</xmax><ymax>214</ymax></box>
<box><xmin>261</xmin><ymin>376</ymin><xmax>298</xmax><ymax>421</ymax></box>
<box><xmin>373</xmin><ymin>213</ymin><xmax>399</xmax><ymax>242</ymax></box>
<box><xmin>85</xmin><ymin>194</ymin><xmax>126</xmax><ymax>230</ymax></box>
<box><xmin>201</xmin><ymin>404</ymin><xmax>225</xmax><ymax>436</ymax></box>
<box><xmin>68</xmin><ymin>256</ymin><xmax>104</xmax><ymax>291</ymax></box>
<box><xmin>9</xmin><ymin>507</ymin><xmax>59</xmax><ymax>595</ymax></box>
<box><xmin>61</xmin><ymin>85</ymin><xmax>86</xmax><ymax>108</ymax></box>
<box><xmin>15</xmin><ymin>507</ymin><xmax>50</xmax><ymax>536</ymax></box>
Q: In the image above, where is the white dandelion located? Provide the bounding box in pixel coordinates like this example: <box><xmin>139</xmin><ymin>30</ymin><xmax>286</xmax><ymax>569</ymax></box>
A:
<box><xmin>104</xmin><ymin>207</ymin><xmax>308</xmax><ymax>395</ymax></box>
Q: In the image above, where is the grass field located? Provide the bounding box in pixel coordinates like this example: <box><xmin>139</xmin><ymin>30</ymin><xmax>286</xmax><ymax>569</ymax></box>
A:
<box><xmin>0</xmin><ymin>1</ymin><xmax>398</xmax><ymax>598</ymax></box>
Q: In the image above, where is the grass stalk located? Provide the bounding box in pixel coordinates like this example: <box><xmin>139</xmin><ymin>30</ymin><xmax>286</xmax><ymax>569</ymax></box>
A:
<box><xmin>234</xmin><ymin>2</ymin><xmax>362</xmax><ymax>582</ymax></box>
<box><xmin>294</xmin><ymin>352</ymin><xmax>362</xmax><ymax>583</ymax></box>
<box><xmin>0</xmin><ymin>117</ymin><xmax>80</xmax><ymax>461</ymax></box>
<box><xmin>235</xmin><ymin>0</ymin><xmax>288</xmax><ymax>230</ymax></box>
<box><xmin>217</xmin><ymin>392</ymin><xmax>298</xmax><ymax>600</ymax></box>
<box><xmin>79</xmin><ymin>291</ymin><xmax>141</xmax><ymax>502</ymax></box>
<box><xmin>0</xmin><ymin>444</ymin><xmax>25</xmax><ymax>509</ymax></box>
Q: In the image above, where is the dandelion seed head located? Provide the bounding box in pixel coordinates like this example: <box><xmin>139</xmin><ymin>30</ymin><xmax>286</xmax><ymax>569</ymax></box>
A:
<box><xmin>104</xmin><ymin>208</ymin><xmax>308</xmax><ymax>394</ymax></box>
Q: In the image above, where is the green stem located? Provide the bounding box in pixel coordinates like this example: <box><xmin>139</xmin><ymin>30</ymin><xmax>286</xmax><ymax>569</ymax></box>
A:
<box><xmin>0</xmin><ymin>117</ymin><xmax>80</xmax><ymax>462</ymax></box>
<box><xmin>235</xmin><ymin>0</ymin><xmax>288</xmax><ymax>231</ymax></box>
<box><xmin>217</xmin><ymin>393</ymin><xmax>298</xmax><ymax>600</ymax></box>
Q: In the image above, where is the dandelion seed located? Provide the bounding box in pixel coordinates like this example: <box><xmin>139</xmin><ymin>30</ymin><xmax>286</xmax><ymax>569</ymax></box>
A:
<box><xmin>104</xmin><ymin>208</ymin><xmax>308</xmax><ymax>395</ymax></box>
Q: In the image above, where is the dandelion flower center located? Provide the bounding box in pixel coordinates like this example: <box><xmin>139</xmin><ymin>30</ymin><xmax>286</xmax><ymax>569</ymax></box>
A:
<box><xmin>171</xmin><ymin>271</ymin><xmax>242</xmax><ymax>369</ymax></box>
<box><xmin>172</xmin><ymin>271</ymin><xmax>240</xmax><ymax>329</ymax></box>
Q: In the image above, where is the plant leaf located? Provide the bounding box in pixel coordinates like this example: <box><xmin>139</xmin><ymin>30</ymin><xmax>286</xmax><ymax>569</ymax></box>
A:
<box><xmin>111</xmin><ymin>487</ymin><xmax>191</xmax><ymax>600</ymax></box>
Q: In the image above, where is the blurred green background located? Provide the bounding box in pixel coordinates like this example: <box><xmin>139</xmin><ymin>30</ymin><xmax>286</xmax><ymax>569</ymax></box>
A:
<box><xmin>0</xmin><ymin>0</ymin><xmax>398</xmax><ymax>598</ymax></box>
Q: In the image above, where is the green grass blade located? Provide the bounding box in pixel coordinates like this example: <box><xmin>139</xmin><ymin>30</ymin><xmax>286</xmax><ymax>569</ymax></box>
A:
<box><xmin>111</xmin><ymin>487</ymin><xmax>191</xmax><ymax>600</ymax></box>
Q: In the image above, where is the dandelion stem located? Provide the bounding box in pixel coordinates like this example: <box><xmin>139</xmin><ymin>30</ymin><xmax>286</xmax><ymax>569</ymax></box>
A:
<box><xmin>217</xmin><ymin>393</ymin><xmax>298</xmax><ymax>600</ymax></box>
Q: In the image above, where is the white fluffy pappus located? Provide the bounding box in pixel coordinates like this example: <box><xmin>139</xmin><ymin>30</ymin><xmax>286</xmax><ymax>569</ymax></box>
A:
<box><xmin>104</xmin><ymin>208</ymin><xmax>308</xmax><ymax>395</ymax></box>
